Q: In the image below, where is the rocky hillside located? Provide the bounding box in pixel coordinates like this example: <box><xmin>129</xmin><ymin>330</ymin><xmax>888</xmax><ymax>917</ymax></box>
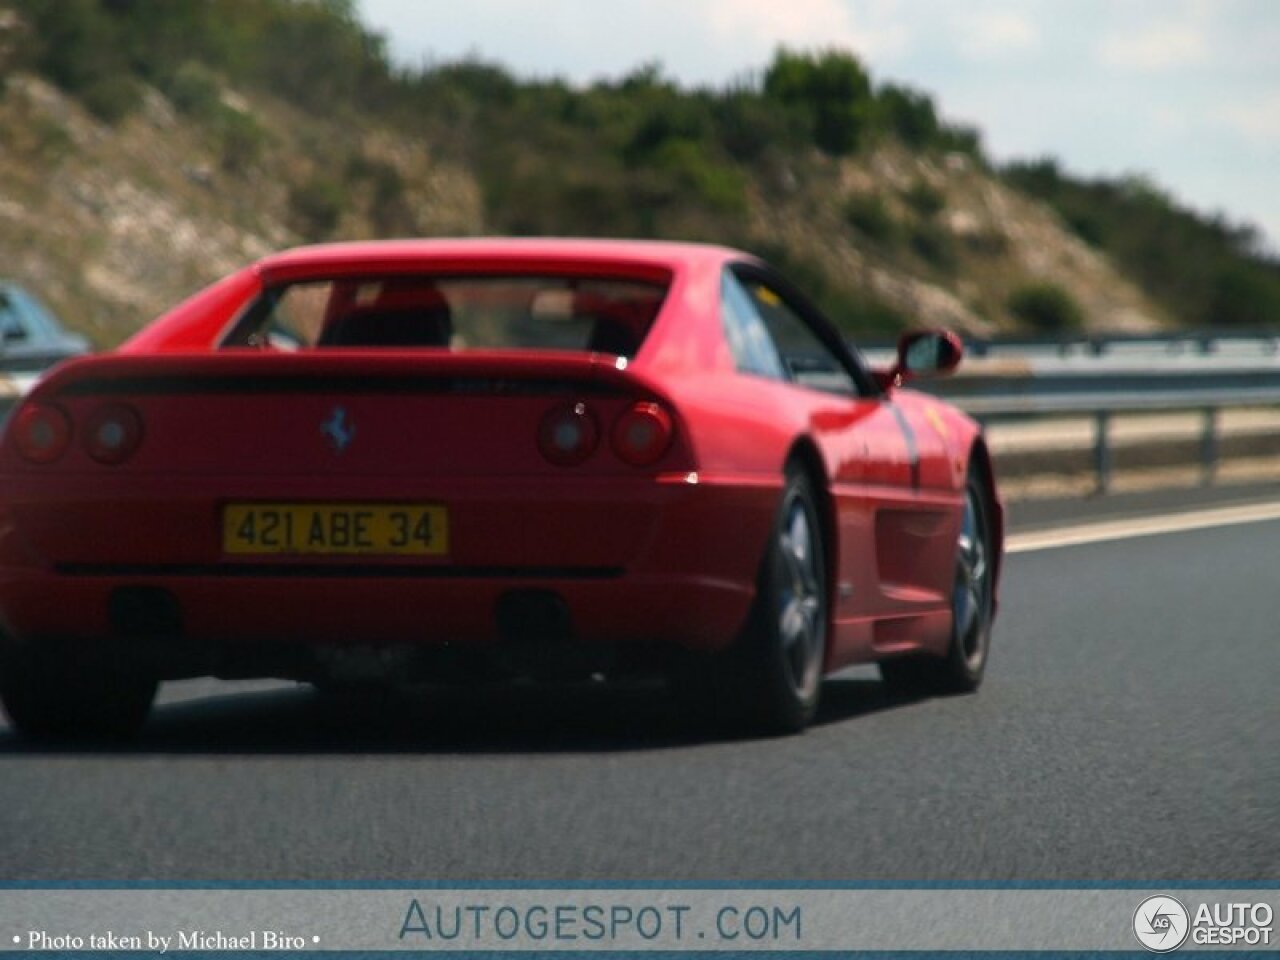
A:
<box><xmin>2</xmin><ymin>1</ymin><xmax>1260</xmax><ymax>348</ymax></box>
<box><xmin>0</xmin><ymin>74</ymin><xmax>481</xmax><ymax>347</ymax></box>
<box><xmin>0</xmin><ymin>69</ymin><xmax>1168</xmax><ymax>349</ymax></box>
<box><xmin>745</xmin><ymin>144</ymin><xmax>1163</xmax><ymax>336</ymax></box>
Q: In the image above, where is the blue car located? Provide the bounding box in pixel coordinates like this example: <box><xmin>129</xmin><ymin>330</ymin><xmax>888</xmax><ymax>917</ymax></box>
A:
<box><xmin>0</xmin><ymin>282</ymin><xmax>91</xmax><ymax>392</ymax></box>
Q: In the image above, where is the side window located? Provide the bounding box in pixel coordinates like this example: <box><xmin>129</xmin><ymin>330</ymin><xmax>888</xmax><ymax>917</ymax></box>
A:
<box><xmin>272</xmin><ymin>286</ymin><xmax>329</xmax><ymax>348</ymax></box>
<box><xmin>738</xmin><ymin>274</ymin><xmax>859</xmax><ymax>396</ymax></box>
<box><xmin>721</xmin><ymin>271</ymin><xmax>786</xmax><ymax>379</ymax></box>
<box><xmin>223</xmin><ymin>282</ymin><xmax>331</xmax><ymax>349</ymax></box>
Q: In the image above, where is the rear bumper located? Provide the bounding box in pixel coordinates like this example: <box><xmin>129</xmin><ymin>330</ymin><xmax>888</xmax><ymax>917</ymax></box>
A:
<box><xmin>0</xmin><ymin>570</ymin><xmax>751</xmax><ymax>649</ymax></box>
<box><xmin>0</xmin><ymin>472</ymin><xmax>780</xmax><ymax>661</ymax></box>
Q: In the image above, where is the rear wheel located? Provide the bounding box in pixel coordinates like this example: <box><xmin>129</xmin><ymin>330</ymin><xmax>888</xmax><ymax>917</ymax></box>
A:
<box><xmin>0</xmin><ymin>645</ymin><xmax>157</xmax><ymax>742</ymax></box>
<box><xmin>880</xmin><ymin>463</ymin><xmax>994</xmax><ymax>694</ymax></box>
<box><xmin>679</xmin><ymin>466</ymin><xmax>828</xmax><ymax>735</ymax></box>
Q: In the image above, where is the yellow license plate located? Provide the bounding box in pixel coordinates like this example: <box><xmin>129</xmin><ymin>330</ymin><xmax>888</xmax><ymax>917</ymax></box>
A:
<box><xmin>223</xmin><ymin>503</ymin><xmax>448</xmax><ymax>556</ymax></box>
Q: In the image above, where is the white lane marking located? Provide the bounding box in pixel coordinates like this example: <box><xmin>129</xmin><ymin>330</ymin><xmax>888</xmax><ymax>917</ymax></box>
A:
<box><xmin>1007</xmin><ymin>500</ymin><xmax>1280</xmax><ymax>553</ymax></box>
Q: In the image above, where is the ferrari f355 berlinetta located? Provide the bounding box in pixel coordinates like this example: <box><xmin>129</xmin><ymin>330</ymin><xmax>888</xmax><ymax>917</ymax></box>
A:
<box><xmin>0</xmin><ymin>239</ymin><xmax>1001</xmax><ymax>739</ymax></box>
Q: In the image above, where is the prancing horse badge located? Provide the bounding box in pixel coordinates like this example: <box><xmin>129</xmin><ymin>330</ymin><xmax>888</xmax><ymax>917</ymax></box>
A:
<box><xmin>321</xmin><ymin>406</ymin><xmax>355</xmax><ymax>453</ymax></box>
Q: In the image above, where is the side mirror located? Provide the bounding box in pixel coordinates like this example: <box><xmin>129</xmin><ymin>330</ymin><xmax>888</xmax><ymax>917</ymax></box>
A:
<box><xmin>889</xmin><ymin>329</ymin><xmax>963</xmax><ymax>386</ymax></box>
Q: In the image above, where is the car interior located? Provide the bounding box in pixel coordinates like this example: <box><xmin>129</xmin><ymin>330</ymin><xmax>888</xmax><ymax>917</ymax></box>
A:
<box><xmin>319</xmin><ymin>279</ymin><xmax>454</xmax><ymax>348</ymax></box>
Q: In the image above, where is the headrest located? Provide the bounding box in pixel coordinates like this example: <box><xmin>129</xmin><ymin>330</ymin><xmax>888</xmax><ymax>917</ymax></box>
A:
<box><xmin>573</xmin><ymin>290</ymin><xmax>659</xmax><ymax>358</ymax></box>
<box><xmin>370</xmin><ymin>279</ymin><xmax>449</xmax><ymax>313</ymax></box>
<box><xmin>324</xmin><ymin>306</ymin><xmax>451</xmax><ymax>347</ymax></box>
<box><xmin>321</xmin><ymin>280</ymin><xmax>452</xmax><ymax>348</ymax></box>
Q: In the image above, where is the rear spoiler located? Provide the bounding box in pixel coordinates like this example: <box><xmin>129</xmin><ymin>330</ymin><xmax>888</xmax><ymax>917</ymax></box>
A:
<box><xmin>23</xmin><ymin>349</ymin><xmax>667</xmax><ymax>404</ymax></box>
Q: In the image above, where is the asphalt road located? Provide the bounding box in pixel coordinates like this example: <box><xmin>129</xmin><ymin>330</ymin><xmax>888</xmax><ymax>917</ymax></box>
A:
<box><xmin>1</xmin><ymin>502</ymin><xmax>1277</xmax><ymax>881</ymax></box>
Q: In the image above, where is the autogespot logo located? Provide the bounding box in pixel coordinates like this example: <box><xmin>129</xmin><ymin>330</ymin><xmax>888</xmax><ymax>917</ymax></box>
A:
<box><xmin>1134</xmin><ymin>895</ymin><xmax>1191</xmax><ymax>953</ymax></box>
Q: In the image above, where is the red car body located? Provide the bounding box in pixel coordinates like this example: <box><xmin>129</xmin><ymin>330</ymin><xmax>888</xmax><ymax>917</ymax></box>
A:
<box><xmin>0</xmin><ymin>239</ymin><xmax>1002</xmax><ymax>736</ymax></box>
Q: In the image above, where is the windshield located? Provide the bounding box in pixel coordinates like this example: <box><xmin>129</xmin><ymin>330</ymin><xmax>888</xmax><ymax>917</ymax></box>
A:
<box><xmin>221</xmin><ymin>274</ymin><xmax>668</xmax><ymax>359</ymax></box>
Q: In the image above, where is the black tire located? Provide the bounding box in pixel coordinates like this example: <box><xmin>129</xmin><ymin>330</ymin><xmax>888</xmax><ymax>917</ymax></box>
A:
<box><xmin>684</xmin><ymin>466</ymin><xmax>829</xmax><ymax>735</ymax></box>
<box><xmin>880</xmin><ymin>463</ymin><xmax>994</xmax><ymax>695</ymax></box>
<box><xmin>0</xmin><ymin>645</ymin><xmax>157</xmax><ymax>742</ymax></box>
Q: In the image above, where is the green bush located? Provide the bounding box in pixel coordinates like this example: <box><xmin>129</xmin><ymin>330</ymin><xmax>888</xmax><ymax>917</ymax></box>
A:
<box><xmin>936</xmin><ymin>124</ymin><xmax>984</xmax><ymax>159</ymax></box>
<box><xmin>650</xmin><ymin>139</ymin><xmax>746</xmax><ymax>214</ymax></box>
<box><xmin>289</xmin><ymin>176</ymin><xmax>345</xmax><ymax>240</ymax></box>
<box><xmin>874</xmin><ymin>83</ymin><xmax>938</xmax><ymax>148</ymax></box>
<box><xmin>904</xmin><ymin>181</ymin><xmax>945</xmax><ymax>218</ymax></box>
<box><xmin>909</xmin><ymin>223</ymin><xmax>956</xmax><ymax>270</ymax></box>
<box><xmin>713</xmin><ymin>89</ymin><xmax>802</xmax><ymax>163</ymax></box>
<box><xmin>623</xmin><ymin>98</ymin><xmax>711</xmax><ymax>165</ymax></box>
<box><xmin>168</xmin><ymin>61</ymin><xmax>222</xmax><ymax>119</ymax></box>
<box><xmin>16</xmin><ymin>0</ymin><xmax>139</xmax><ymax>122</ymax></box>
<box><xmin>1209</xmin><ymin>266</ymin><xmax>1280</xmax><ymax>327</ymax></box>
<box><xmin>28</xmin><ymin>115</ymin><xmax>75</xmax><ymax>161</ymax></box>
<box><xmin>216</xmin><ymin>107</ymin><xmax>265</xmax><ymax>175</ymax></box>
<box><xmin>79</xmin><ymin>74</ymin><xmax>140</xmax><ymax>123</ymax></box>
<box><xmin>763</xmin><ymin>48</ymin><xmax>873</xmax><ymax>156</ymax></box>
<box><xmin>1065</xmin><ymin>212</ymin><xmax>1107</xmax><ymax>248</ymax></box>
<box><xmin>482</xmin><ymin>154</ymin><xmax>662</xmax><ymax>238</ymax></box>
<box><xmin>163</xmin><ymin>60</ymin><xmax>263</xmax><ymax>175</ymax></box>
<box><xmin>1008</xmin><ymin>283</ymin><xmax>1085</xmax><ymax>332</ymax></box>
<box><xmin>964</xmin><ymin>229</ymin><xmax>1009</xmax><ymax>257</ymax></box>
<box><xmin>844</xmin><ymin>193</ymin><xmax>898</xmax><ymax>244</ymax></box>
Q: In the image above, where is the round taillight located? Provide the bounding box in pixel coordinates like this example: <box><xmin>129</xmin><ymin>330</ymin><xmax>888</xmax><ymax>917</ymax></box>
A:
<box><xmin>13</xmin><ymin>403</ymin><xmax>72</xmax><ymax>464</ymax></box>
<box><xmin>83</xmin><ymin>403</ymin><xmax>143</xmax><ymax>465</ymax></box>
<box><xmin>538</xmin><ymin>402</ymin><xmax>599</xmax><ymax>466</ymax></box>
<box><xmin>612</xmin><ymin>401</ymin><xmax>673</xmax><ymax>466</ymax></box>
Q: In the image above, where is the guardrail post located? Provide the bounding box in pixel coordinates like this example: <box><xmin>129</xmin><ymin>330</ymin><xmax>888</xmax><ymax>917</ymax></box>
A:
<box><xmin>1094</xmin><ymin>411</ymin><xmax>1112</xmax><ymax>494</ymax></box>
<box><xmin>1200</xmin><ymin>407</ymin><xmax>1219</xmax><ymax>486</ymax></box>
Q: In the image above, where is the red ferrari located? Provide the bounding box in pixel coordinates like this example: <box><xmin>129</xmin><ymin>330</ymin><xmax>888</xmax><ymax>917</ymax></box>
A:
<box><xmin>0</xmin><ymin>239</ymin><xmax>1001</xmax><ymax>739</ymax></box>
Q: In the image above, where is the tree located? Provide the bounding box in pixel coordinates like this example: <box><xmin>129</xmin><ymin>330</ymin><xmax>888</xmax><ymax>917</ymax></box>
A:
<box><xmin>1008</xmin><ymin>284</ymin><xmax>1084</xmax><ymax>332</ymax></box>
<box><xmin>875</xmin><ymin>83</ymin><xmax>938</xmax><ymax>148</ymax></box>
<box><xmin>13</xmin><ymin>0</ymin><xmax>139</xmax><ymax>121</ymax></box>
<box><xmin>763</xmin><ymin>49</ymin><xmax>872</xmax><ymax>156</ymax></box>
<box><xmin>1209</xmin><ymin>266</ymin><xmax>1280</xmax><ymax>327</ymax></box>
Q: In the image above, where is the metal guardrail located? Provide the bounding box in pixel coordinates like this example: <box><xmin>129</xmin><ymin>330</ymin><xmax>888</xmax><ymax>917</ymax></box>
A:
<box><xmin>948</xmin><ymin>386</ymin><xmax>1280</xmax><ymax>493</ymax></box>
<box><xmin>967</xmin><ymin>331</ymin><xmax>1280</xmax><ymax>358</ymax></box>
<box><xmin>863</xmin><ymin>331</ymin><xmax>1280</xmax><ymax>492</ymax></box>
<box><xmin>860</xmin><ymin>328</ymin><xmax>1280</xmax><ymax>358</ymax></box>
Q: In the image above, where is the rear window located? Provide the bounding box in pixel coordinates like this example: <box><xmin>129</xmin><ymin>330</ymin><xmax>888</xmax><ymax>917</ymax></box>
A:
<box><xmin>220</xmin><ymin>275</ymin><xmax>668</xmax><ymax>359</ymax></box>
